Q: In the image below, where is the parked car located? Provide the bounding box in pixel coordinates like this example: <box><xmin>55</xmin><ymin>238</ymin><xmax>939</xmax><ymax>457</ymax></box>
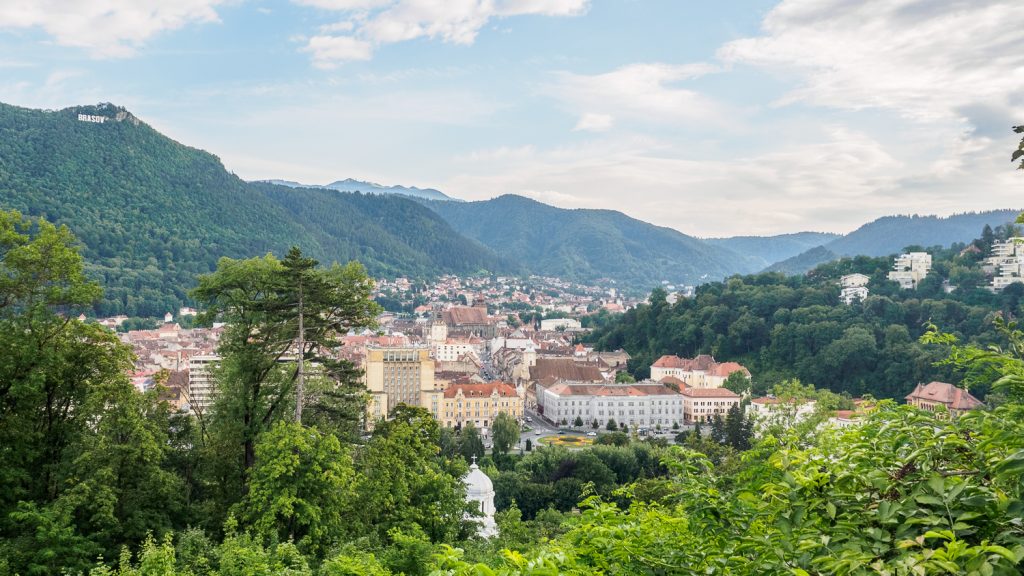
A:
<box><xmin>525</xmin><ymin>416</ymin><xmax>533</xmax><ymax>422</ymax></box>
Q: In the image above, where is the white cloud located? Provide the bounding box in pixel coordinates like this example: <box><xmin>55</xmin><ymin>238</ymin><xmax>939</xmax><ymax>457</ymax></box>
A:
<box><xmin>573</xmin><ymin>112</ymin><xmax>612</xmax><ymax>132</ymax></box>
<box><xmin>719</xmin><ymin>0</ymin><xmax>1024</xmax><ymax>125</ymax></box>
<box><xmin>0</xmin><ymin>0</ymin><xmax>224</xmax><ymax>57</ymax></box>
<box><xmin>298</xmin><ymin>0</ymin><xmax>589</xmax><ymax>65</ymax></box>
<box><xmin>304</xmin><ymin>35</ymin><xmax>374</xmax><ymax>67</ymax></box>
<box><xmin>441</xmin><ymin>124</ymin><xmax>1024</xmax><ymax>237</ymax></box>
<box><xmin>547</xmin><ymin>62</ymin><xmax>728</xmax><ymax>129</ymax></box>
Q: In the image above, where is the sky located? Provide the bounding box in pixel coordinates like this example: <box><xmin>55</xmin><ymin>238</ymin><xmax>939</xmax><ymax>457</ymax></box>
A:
<box><xmin>0</xmin><ymin>0</ymin><xmax>1022</xmax><ymax>237</ymax></box>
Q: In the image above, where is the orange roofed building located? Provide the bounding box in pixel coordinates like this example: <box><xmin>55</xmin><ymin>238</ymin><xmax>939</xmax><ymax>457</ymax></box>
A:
<box><xmin>905</xmin><ymin>381</ymin><xmax>983</xmax><ymax>417</ymax></box>
<box><xmin>650</xmin><ymin>354</ymin><xmax>750</xmax><ymax>389</ymax></box>
<box><xmin>439</xmin><ymin>381</ymin><xmax>522</xmax><ymax>430</ymax></box>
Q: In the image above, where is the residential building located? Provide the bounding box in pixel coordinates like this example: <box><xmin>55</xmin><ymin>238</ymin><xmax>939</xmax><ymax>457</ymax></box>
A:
<box><xmin>434</xmin><ymin>337</ymin><xmax>483</xmax><ymax>363</ymax></box>
<box><xmin>888</xmin><ymin>252</ymin><xmax>932</xmax><ymax>289</ymax></box>
<box><xmin>187</xmin><ymin>354</ymin><xmax>220</xmax><ymax>414</ymax></box>
<box><xmin>649</xmin><ymin>354</ymin><xmax>749</xmax><ymax>388</ymax></box>
<box><xmin>438</xmin><ymin>381</ymin><xmax>522</xmax><ymax>429</ymax></box>
<box><xmin>905</xmin><ymin>381</ymin><xmax>983</xmax><ymax>417</ymax></box>
<box><xmin>540</xmin><ymin>318</ymin><xmax>582</xmax><ymax>331</ymax></box>
<box><xmin>536</xmin><ymin>381</ymin><xmax>684</xmax><ymax>429</ymax></box>
<box><xmin>839</xmin><ymin>273</ymin><xmax>870</xmax><ymax>304</ymax></box>
<box><xmin>527</xmin><ymin>356</ymin><xmax>606</xmax><ymax>409</ymax></box>
<box><xmin>985</xmin><ymin>237</ymin><xmax>1024</xmax><ymax>292</ymax></box>
<box><xmin>364</xmin><ymin>346</ymin><xmax>435</xmax><ymax>423</ymax></box>
<box><xmin>680</xmin><ymin>387</ymin><xmax>741</xmax><ymax>423</ymax></box>
<box><xmin>747</xmin><ymin>396</ymin><xmax>817</xmax><ymax>430</ymax></box>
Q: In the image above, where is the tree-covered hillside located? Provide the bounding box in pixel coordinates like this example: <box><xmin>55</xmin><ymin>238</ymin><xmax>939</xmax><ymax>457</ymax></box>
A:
<box><xmin>4</xmin><ymin>209</ymin><xmax>1024</xmax><ymax>575</ymax></box>
<box><xmin>591</xmin><ymin>229</ymin><xmax>1024</xmax><ymax>400</ymax></box>
<box><xmin>422</xmin><ymin>194</ymin><xmax>763</xmax><ymax>288</ymax></box>
<box><xmin>0</xmin><ymin>102</ymin><xmax>508</xmax><ymax>316</ymax></box>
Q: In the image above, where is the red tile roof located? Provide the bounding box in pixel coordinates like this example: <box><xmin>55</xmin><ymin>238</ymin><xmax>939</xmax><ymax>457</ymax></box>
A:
<box><xmin>905</xmin><ymin>381</ymin><xmax>983</xmax><ymax>411</ymax></box>
<box><xmin>443</xmin><ymin>381</ymin><xmax>518</xmax><ymax>399</ymax></box>
<box><xmin>443</xmin><ymin>306</ymin><xmax>490</xmax><ymax>326</ymax></box>
<box><xmin>651</xmin><ymin>355</ymin><xmax>749</xmax><ymax>378</ymax></box>
<box><xmin>680</xmin><ymin>387</ymin><xmax>741</xmax><ymax>398</ymax></box>
<box><xmin>529</xmin><ymin>358</ymin><xmax>605</xmax><ymax>384</ymax></box>
<box><xmin>545</xmin><ymin>382</ymin><xmax>681</xmax><ymax>397</ymax></box>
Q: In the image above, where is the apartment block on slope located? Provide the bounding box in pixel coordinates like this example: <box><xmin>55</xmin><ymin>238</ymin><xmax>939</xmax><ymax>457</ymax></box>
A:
<box><xmin>888</xmin><ymin>252</ymin><xmax>931</xmax><ymax>289</ymax></box>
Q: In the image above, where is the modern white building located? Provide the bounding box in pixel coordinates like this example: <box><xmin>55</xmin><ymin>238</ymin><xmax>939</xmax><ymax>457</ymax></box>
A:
<box><xmin>888</xmin><ymin>252</ymin><xmax>932</xmax><ymax>289</ymax></box>
<box><xmin>985</xmin><ymin>238</ymin><xmax>1024</xmax><ymax>292</ymax></box>
<box><xmin>187</xmin><ymin>354</ymin><xmax>220</xmax><ymax>414</ymax></box>
<box><xmin>839</xmin><ymin>273</ymin><xmax>870</xmax><ymax>304</ymax></box>
<box><xmin>537</xmin><ymin>381</ymin><xmax>685</xmax><ymax>428</ymax></box>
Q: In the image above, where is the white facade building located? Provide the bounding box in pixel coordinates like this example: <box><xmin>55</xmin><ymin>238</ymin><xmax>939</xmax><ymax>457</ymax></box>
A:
<box><xmin>839</xmin><ymin>273</ymin><xmax>870</xmax><ymax>304</ymax></box>
<box><xmin>649</xmin><ymin>355</ymin><xmax>749</xmax><ymax>389</ymax></box>
<box><xmin>537</xmin><ymin>381</ymin><xmax>685</xmax><ymax>428</ymax></box>
<box><xmin>540</xmin><ymin>318</ymin><xmax>582</xmax><ymax>331</ymax></box>
<box><xmin>888</xmin><ymin>252</ymin><xmax>932</xmax><ymax>289</ymax></box>
<box><xmin>986</xmin><ymin>238</ymin><xmax>1024</xmax><ymax>292</ymax></box>
<box><xmin>187</xmin><ymin>354</ymin><xmax>220</xmax><ymax>414</ymax></box>
<box><xmin>434</xmin><ymin>338</ymin><xmax>483</xmax><ymax>363</ymax></box>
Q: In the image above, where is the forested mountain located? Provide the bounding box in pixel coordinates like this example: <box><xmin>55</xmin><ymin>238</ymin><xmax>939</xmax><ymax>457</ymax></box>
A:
<box><xmin>421</xmin><ymin>194</ymin><xmax>764</xmax><ymax>287</ymax></box>
<box><xmin>705</xmin><ymin>231</ymin><xmax>839</xmax><ymax>270</ymax></box>
<box><xmin>590</xmin><ymin>231</ymin><xmax>1024</xmax><ymax>401</ymax></box>
<box><xmin>263</xmin><ymin>177</ymin><xmax>455</xmax><ymax>201</ymax></box>
<box><xmin>764</xmin><ymin>245</ymin><xmax>841</xmax><ymax>275</ymax></box>
<box><xmin>0</xmin><ymin>102</ymin><xmax>507</xmax><ymax>316</ymax></box>
<box><xmin>768</xmin><ymin>211</ymin><xmax>1022</xmax><ymax>274</ymax></box>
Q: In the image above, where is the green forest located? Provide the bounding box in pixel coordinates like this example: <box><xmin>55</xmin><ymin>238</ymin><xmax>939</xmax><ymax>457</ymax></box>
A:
<box><xmin>590</xmin><ymin>222</ymin><xmax>1024</xmax><ymax>401</ymax></box>
<box><xmin>0</xmin><ymin>103</ymin><xmax>508</xmax><ymax>318</ymax></box>
<box><xmin>2</xmin><ymin>208</ymin><xmax>1023</xmax><ymax>575</ymax></box>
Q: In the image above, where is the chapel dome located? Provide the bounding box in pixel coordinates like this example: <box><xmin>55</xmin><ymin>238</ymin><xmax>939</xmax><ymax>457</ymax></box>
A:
<box><xmin>464</xmin><ymin>462</ymin><xmax>494</xmax><ymax>497</ymax></box>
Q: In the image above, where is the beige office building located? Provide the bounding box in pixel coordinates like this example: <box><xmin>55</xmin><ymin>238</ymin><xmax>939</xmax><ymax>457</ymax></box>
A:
<box><xmin>365</xmin><ymin>346</ymin><xmax>436</xmax><ymax>423</ymax></box>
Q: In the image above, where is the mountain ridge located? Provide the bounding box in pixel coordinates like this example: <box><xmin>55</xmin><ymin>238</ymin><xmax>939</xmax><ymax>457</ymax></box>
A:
<box><xmin>261</xmin><ymin>177</ymin><xmax>456</xmax><ymax>201</ymax></box>
<box><xmin>0</xmin><ymin>102</ymin><xmax>507</xmax><ymax>316</ymax></box>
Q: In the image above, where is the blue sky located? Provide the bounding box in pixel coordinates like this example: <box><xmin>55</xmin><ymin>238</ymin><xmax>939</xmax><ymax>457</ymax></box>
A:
<box><xmin>1</xmin><ymin>0</ymin><xmax>1021</xmax><ymax>236</ymax></box>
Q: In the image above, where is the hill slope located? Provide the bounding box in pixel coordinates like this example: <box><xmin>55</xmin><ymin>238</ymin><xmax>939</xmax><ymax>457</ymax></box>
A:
<box><xmin>705</xmin><ymin>232</ymin><xmax>840</xmax><ymax>270</ymax></box>
<box><xmin>421</xmin><ymin>195</ymin><xmax>762</xmax><ymax>287</ymax></box>
<box><xmin>765</xmin><ymin>211</ymin><xmax>1021</xmax><ymax>274</ymax></box>
<box><xmin>826</xmin><ymin>211</ymin><xmax>1021</xmax><ymax>257</ymax></box>
<box><xmin>0</xmin><ymin>102</ymin><xmax>507</xmax><ymax>316</ymax></box>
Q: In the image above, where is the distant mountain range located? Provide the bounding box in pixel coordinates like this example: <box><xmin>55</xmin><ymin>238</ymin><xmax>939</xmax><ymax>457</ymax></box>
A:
<box><xmin>0</xmin><ymin>100</ymin><xmax>1018</xmax><ymax>317</ymax></box>
<box><xmin>261</xmin><ymin>178</ymin><xmax>456</xmax><ymax>202</ymax></box>
<box><xmin>420</xmin><ymin>194</ymin><xmax>760</xmax><ymax>286</ymax></box>
<box><xmin>705</xmin><ymin>232</ymin><xmax>841</xmax><ymax>271</ymax></box>
<box><xmin>765</xmin><ymin>211</ymin><xmax>1022</xmax><ymax>275</ymax></box>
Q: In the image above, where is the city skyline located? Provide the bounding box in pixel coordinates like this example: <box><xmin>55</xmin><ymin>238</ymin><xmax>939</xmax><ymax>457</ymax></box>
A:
<box><xmin>1</xmin><ymin>0</ymin><xmax>1022</xmax><ymax>236</ymax></box>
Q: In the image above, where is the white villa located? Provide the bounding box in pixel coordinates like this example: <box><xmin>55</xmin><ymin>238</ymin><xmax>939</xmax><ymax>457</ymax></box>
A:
<box><xmin>888</xmin><ymin>252</ymin><xmax>932</xmax><ymax>289</ymax></box>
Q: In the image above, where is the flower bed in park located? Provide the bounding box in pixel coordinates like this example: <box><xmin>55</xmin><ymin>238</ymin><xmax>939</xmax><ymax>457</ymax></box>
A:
<box><xmin>538</xmin><ymin>435</ymin><xmax>594</xmax><ymax>447</ymax></box>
